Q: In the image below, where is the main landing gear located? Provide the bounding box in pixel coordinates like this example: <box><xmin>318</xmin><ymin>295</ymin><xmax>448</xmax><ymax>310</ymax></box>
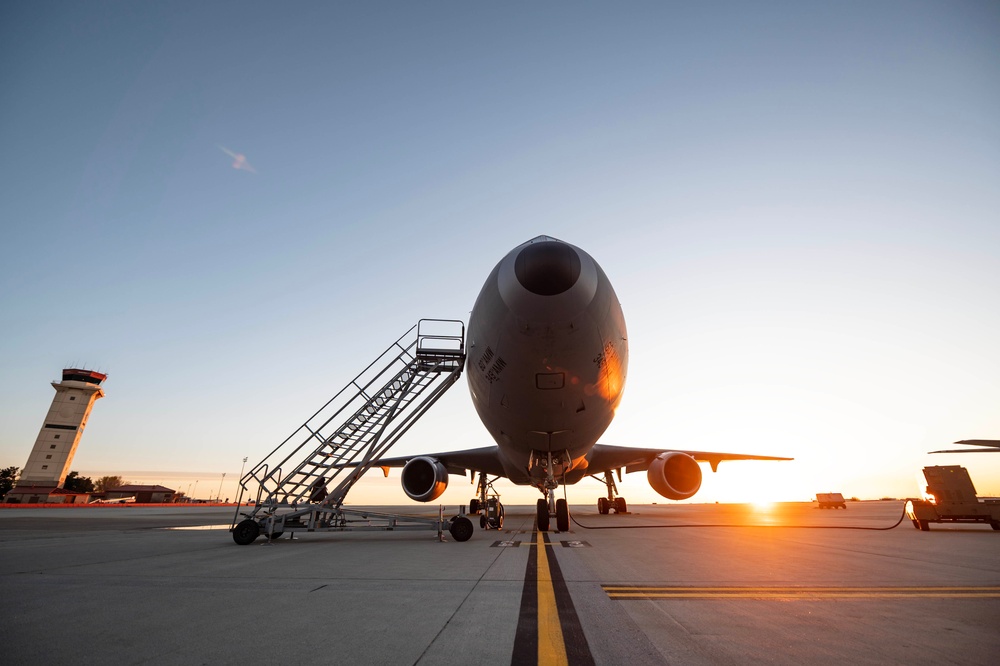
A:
<box><xmin>469</xmin><ymin>472</ymin><xmax>504</xmax><ymax>530</ymax></box>
<box><xmin>594</xmin><ymin>470</ymin><xmax>628</xmax><ymax>515</ymax></box>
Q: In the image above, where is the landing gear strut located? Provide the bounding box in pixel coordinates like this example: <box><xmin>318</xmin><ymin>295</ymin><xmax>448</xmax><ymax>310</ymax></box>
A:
<box><xmin>594</xmin><ymin>470</ymin><xmax>628</xmax><ymax>514</ymax></box>
<box><xmin>531</xmin><ymin>447</ymin><xmax>572</xmax><ymax>532</ymax></box>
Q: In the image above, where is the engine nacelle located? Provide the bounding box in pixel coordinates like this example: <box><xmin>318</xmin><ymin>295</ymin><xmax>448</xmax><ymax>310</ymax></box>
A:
<box><xmin>401</xmin><ymin>456</ymin><xmax>449</xmax><ymax>502</ymax></box>
<box><xmin>647</xmin><ymin>452</ymin><xmax>702</xmax><ymax>501</ymax></box>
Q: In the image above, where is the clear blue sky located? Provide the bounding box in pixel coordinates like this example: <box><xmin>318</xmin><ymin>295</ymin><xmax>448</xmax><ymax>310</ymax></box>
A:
<box><xmin>2</xmin><ymin>2</ymin><xmax>998</xmax><ymax>504</ymax></box>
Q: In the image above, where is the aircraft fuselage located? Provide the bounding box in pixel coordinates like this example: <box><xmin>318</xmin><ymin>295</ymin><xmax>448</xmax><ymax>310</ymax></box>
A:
<box><xmin>466</xmin><ymin>236</ymin><xmax>628</xmax><ymax>489</ymax></box>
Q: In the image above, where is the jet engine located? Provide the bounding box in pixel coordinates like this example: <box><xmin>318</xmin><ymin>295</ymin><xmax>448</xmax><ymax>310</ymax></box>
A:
<box><xmin>647</xmin><ymin>452</ymin><xmax>702</xmax><ymax>500</ymax></box>
<box><xmin>401</xmin><ymin>456</ymin><xmax>449</xmax><ymax>502</ymax></box>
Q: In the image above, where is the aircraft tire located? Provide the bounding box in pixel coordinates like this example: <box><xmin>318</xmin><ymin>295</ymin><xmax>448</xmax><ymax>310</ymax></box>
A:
<box><xmin>536</xmin><ymin>499</ymin><xmax>550</xmax><ymax>531</ymax></box>
<box><xmin>556</xmin><ymin>499</ymin><xmax>569</xmax><ymax>532</ymax></box>
<box><xmin>615</xmin><ymin>497</ymin><xmax>627</xmax><ymax>513</ymax></box>
<box><xmin>232</xmin><ymin>519</ymin><xmax>260</xmax><ymax>545</ymax></box>
<box><xmin>918</xmin><ymin>520</ymin><xmax>930</xmax><ymax>532</ymax></box>
<box><xmin>597</xmin><ymin>497</ymin><xmax>608</xmax><ymax>514</ymax></box>
<box><xmin>449</xmin><ymin>516</ymin><xmax>474</xmax><ymax>542</ymax></box>
<box><xmin>470</xmin><ymin>499</ymin><xmax>481</xmax><ymax>514</ymax></box>
<box><xmin>480</xmin><ymin>514</ymin><xmax>487</xmax><ymax>529</ymax></box>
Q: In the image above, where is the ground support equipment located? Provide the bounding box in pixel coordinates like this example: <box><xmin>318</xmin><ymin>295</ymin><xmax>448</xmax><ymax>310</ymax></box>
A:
<box><xmin>816</xmin><ymin>493</ymin><xmax>847</xmax><ymax>509</ymax></box>
<box><xmin>230</xmin><ymin>320</ymin><xmax>474</xmax><ymax>544</ymax></box>
<box><xmin>468</xmin><ymin>472</ymin><xmax>504</xmax><ymax>530</ymax></box>
<box><xmin>905</xmin><ymin>465</ymin><xmax>1000</xmax><ymax>531</ymax></box>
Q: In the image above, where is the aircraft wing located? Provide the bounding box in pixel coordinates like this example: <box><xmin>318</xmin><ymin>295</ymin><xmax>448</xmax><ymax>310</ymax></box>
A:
<box><xmin>929</xmin><ymin>439</ymin><xmax>1000</xmax><ymax>454</ymax></box>
<box><xmin>586</xmin><ymin>444</ymin><xmax>792</xmax><ymax>474</ymax></box>
<box><xmin>372</xmin><ymin>445</ymin><xmax>507</xmax><ymax>477</ymax></box>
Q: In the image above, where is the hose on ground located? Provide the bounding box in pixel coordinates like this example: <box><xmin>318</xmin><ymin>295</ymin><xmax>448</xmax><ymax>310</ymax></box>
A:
<box><xmin>570</xmin><ymin>502</ymin><xmax>910</xmax><ymax>531</ymax></box>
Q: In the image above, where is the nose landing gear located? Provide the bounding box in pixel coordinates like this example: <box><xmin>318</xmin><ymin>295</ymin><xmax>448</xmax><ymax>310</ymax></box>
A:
<box><xmin>531</xmin><ymin>448</ymin><xmax>573</xmax><ymax>532</ymax></box>
<box><xmin>536</xmin><ymin>491</ymin><xmax>571</xmax><ymax>532</ymax></box>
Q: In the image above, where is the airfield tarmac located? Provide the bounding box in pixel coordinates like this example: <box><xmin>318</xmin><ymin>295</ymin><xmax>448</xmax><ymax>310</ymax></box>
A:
<box><xmin>1</xmin><ymin>501</ymin><xmax>998</xmax><ymax>665</ymax></box>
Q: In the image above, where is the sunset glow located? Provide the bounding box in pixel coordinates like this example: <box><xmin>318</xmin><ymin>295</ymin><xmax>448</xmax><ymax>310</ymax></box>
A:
<box><xmin>1</xmin><ymin>4</ymin><xmax>998</xmax><ymax>508</ymax></box>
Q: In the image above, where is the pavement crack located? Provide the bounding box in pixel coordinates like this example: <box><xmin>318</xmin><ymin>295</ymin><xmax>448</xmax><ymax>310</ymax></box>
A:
<box><xmin>412</xmin><ymin>514</ymin><xmax>534</xmax><ymax>665</ymax></box>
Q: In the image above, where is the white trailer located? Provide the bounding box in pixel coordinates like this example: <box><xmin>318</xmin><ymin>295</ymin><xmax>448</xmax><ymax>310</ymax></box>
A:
<box><xmin>816</xmin><ymin>493</ymin><xmax>846</xmax><ymax>509</ymax></box>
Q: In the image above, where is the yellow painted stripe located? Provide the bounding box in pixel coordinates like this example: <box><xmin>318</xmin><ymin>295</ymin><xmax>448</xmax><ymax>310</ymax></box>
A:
<box><xmin>608</xmin><ymin>592</ymin><xmax>1000</xmax><ymax>599</ymax></box>
<box><xmin>603</xmin><ymin>586</ymin><xmax>1000</xmax><ymax>591</ymax></box>
<box><xmin>537</xmin><ymin>531</ymin><xmax>568</xmax><ymax>665</ymax></box>
<box><xmin>604</xmin><ymin>586</ymin><xmax>1000</xmax><ymax>599</ymax></box>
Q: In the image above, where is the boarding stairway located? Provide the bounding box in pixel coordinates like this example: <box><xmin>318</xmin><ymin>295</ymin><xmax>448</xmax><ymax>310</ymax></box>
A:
<box><xmin>231</xmin><ymin>319</ymin><xmax>474</xmax><ymax>543</ymax></box>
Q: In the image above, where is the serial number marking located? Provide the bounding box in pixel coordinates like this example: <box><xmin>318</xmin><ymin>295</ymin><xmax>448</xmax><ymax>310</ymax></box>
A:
<box><xmin>593</xmin><ymin>340</ymin><xmax>619</xmax><ymax>369</ymax></box>
<box><xmin>477</xmin><ymin>346</ymin><xmax>495</xmax><ymax>371</ymax></box>
<box><xmin>477</xmin><ymin>346</ymin><xmax>507</xmax><ymax>383</ymax></box>
<box><xmin>485</xmin><ymin>357</ymin><xmax>507</xmax><ymax>383</ymax></box>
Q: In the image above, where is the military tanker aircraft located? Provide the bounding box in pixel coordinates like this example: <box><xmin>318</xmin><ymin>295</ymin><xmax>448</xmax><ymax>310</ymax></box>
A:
<box><xmin>382</xmin><ymin>235</ymin><xmax>791</xmax><ymax>531</ymax></box>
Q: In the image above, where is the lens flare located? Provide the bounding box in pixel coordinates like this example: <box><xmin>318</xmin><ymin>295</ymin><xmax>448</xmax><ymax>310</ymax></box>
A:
<box><xmin>586</xmin><ymin>340</ymin><xmax>626</xmax><ymax>407</ymax></box>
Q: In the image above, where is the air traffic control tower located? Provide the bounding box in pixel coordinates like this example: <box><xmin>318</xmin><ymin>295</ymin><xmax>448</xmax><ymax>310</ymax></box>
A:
<box><xmin>18</xmin><ymin>369</ymin><xmax>107</xmax><ymax>486</ymax></box>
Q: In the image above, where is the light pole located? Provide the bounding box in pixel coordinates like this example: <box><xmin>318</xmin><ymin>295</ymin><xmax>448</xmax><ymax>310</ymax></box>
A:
<box><xmin>216</xmin><ymin>472</ymin><xmax>226</xmax><ymax>503</ymax></box>
<box><xmin>237</xmin><ymin>456</ymin><xmax>248</xmax><ymax>505</ymax></box>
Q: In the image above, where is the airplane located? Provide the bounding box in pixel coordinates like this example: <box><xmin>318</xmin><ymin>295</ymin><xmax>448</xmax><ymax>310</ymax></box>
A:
<box><xmin>376</xmin><ymin>235</ymin><xmax>791</xmax><ymax>531</ymax></box>
<box><xmin>218</xmin><ymin>145</ymin><xmax>257</xmax><ymax>173</ymax></box>
<box><xmin>930</xmin><ymin>440</ymin><xmax>1000</xmax><ymax>454</ymax></box>
<box><xmin>89</xmin><ymin>496</ymin><xmax>136</xmax><ymax>504</ymax></box>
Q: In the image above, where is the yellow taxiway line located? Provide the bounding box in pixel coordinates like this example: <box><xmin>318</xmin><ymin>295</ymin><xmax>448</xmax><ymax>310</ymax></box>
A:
<box><xmin>603</xmin><ymin>585</ymin><xmax>1000</xmax><ymax>599</ymax></box>
<box><xmin>537</xmin><ymin>531</ymin><xmax>569</xmax><ymax>665</ymax></box>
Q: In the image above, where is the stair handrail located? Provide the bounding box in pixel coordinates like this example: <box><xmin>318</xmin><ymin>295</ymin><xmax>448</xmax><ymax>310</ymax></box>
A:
<box><xmin>244</xmin><ymin>324</ymin><xmax>421</xmax><ymax>490</ymax></box>
<box><xmin>233</xmin><ymin>319</ymin><xmax>466</xmax><ymax>523</ymax></box>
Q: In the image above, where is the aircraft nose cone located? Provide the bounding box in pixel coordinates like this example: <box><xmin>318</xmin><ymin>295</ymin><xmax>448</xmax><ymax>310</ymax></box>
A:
<box><xmin>514</xmin><ymin>241</ymin><xmax>581</xmax><ymax>296</ymax></box>
<box><xmin>494</xmin><ymin>237</ymin><xmax>600</xmax><ymax>321</ymax></box>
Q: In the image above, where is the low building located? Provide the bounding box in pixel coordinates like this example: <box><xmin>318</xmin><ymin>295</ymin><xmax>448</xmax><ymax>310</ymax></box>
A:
<box><xmin>104</xmin><ymin>485</ymin><xmax>175</xmax><ymax>503</ymax></box>
<box><xmin>4</xmin><ymin>484</ymin><xmax>92</xmax><ymax>504</ymax></box>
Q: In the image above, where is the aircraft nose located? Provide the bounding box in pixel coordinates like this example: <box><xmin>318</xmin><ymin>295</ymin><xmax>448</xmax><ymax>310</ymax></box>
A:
<box><xmin>514</xmin><ymin>241</ymin><xmax>581</xmax><ymax>296</ymax></box>
<box><xmin>495</xmin><ymin>237</ymin><xmax>600</xmax><ymax>321</ymax></box>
